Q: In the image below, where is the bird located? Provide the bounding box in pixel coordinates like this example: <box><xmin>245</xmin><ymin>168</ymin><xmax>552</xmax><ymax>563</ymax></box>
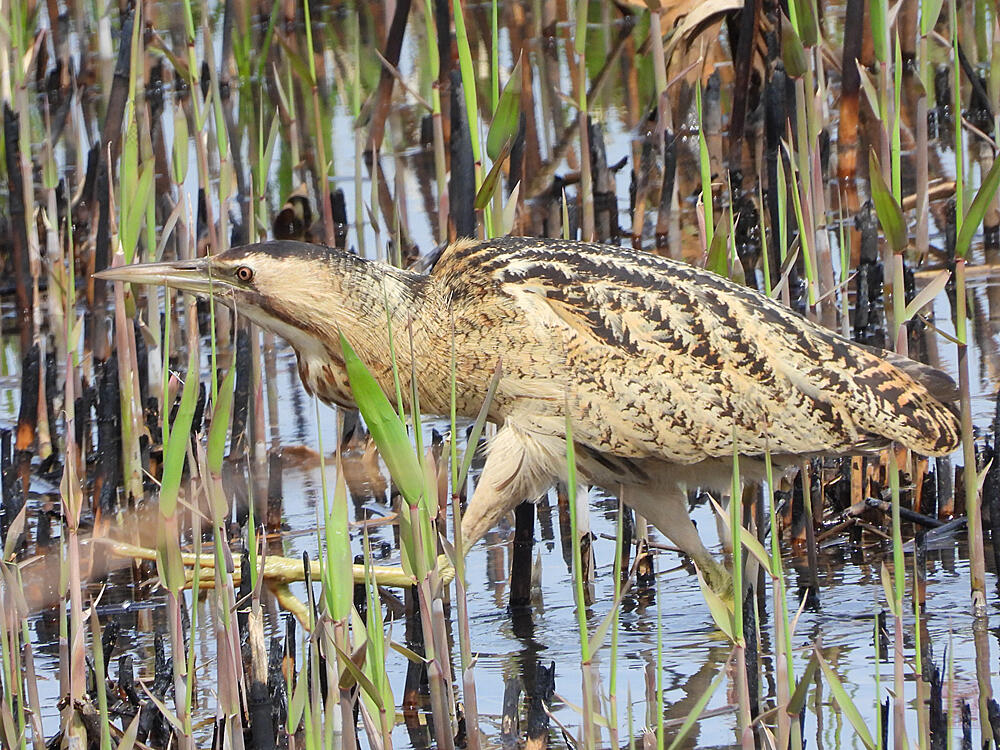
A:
<box><xmin>96</xmin><ymin>236</ymin><xmax>961</xmax><ymax>594</ymax></box>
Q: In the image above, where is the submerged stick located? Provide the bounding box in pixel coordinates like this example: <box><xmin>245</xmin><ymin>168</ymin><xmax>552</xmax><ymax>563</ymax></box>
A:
<box><xmin>98</xmin><ymin>539</ymin><xmax>454</xmax><ymax>589</ymax></box>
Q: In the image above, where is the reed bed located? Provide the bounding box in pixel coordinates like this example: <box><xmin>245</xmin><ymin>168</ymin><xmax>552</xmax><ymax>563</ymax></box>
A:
<box><xmin>0</xmin><ymin>0</ymin><xmax>999</xmax><ymax>748</ymax></box>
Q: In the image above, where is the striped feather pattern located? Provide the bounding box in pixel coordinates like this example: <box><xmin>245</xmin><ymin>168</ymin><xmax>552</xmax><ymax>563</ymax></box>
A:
<box><xmin>433</xmin><ymin>236</ymin><xmax>960</xmax><ymax>461</ymax></box>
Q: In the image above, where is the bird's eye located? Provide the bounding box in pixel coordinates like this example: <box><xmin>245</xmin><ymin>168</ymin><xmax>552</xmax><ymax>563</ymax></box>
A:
<box><xmin>235</xmin><ymin>266</ymin><xmax>254</xmax><ymax>283</ymax></box>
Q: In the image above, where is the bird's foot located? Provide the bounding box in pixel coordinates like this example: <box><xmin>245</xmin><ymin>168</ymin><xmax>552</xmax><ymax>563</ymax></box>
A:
<box><xmin>435</xmin><ymin>553</ymin><xmax>456</xmax><ymax>586</ymax></box>
<box><xmin>697</xmin><ymin>556</ymin><xmax>735</xmax><ymax>611</ymax></box>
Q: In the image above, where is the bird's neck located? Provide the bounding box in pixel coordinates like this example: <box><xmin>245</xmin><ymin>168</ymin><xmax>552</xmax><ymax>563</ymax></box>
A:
<box><xmin>314</xmin><ymin>259</ymin><xmax>464</xmax><ymax>416</ymax></box>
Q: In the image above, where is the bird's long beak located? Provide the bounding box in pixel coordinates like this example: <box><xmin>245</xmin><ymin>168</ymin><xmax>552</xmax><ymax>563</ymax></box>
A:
<box><xmin>93</xmin><ymin>258</ymin><xmax>219</xmax><ymax>295</ymax></box>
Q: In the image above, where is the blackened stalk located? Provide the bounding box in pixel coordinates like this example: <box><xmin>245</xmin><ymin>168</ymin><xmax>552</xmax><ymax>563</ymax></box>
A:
<box><xmin>727</xmin><ymin>0</ymin><xmax>760</xmax><ymax>170</ymax></box>
<box><xmin>4</xmin><ymin>105</ymin><xmax>32</xmax><ymax>353</ymax></box>
<box><xmin>367</xmin><ymin>0</ymin><xmax>413</xmax><ymax>153</ymax></box>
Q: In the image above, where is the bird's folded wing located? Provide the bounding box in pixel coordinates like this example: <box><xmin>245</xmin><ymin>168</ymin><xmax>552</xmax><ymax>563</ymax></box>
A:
<box><xmin>506</xmin><ymin>270</ymin><xmax>958</xmax><ymax>461</ymax></box>
<box><xmin>436</xmin><ymin>236</ymin><xmax>958</xmax><ymax>460</ymax></box>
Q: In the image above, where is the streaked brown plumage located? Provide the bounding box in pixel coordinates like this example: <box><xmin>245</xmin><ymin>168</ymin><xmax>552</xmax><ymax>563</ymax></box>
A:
<box><xmin>96</xmin><ymin>236</ymin><xmax>961</xmax><ymax>592</ymax></box>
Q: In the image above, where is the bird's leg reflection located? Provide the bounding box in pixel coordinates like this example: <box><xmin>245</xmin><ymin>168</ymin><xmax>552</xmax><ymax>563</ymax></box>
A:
<box><xmin>509</xmin><ymin>588</ymin><xmax>549</xmax><ymax>734</ymax></box>
<box><xmin>535</xmin><ymin>489</ymin><xmax>556</xmax><ymax>548</ymax></box>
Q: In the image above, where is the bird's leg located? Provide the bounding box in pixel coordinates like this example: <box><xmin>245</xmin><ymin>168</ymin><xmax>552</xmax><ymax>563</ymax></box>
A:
<box><xmin>459</xmin><ymin>424</ymin><xmax>562</xmax><ymax>554</ymax></box>
<box><xmin>622</xmin><ymin>483</ymin><xmax>733</xmax><ymax>600</ymax></box>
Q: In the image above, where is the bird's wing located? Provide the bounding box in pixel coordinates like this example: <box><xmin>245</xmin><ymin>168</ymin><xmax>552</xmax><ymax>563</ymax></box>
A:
<box><xmin>440</xmin><ymin>238</ymin><xmax>959</xmax><ymax>461</ymax></box>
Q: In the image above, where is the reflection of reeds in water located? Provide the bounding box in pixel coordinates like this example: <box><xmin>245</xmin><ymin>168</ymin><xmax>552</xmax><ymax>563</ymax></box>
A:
<box><xmin>0</xmin><ymin>0</ymin><xmax>999</xmax><ymax>747</ymax></box>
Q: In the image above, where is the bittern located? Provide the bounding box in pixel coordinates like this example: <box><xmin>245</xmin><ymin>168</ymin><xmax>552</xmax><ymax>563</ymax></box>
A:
<box><xmin>96</xmin><ymin>237</ymin><xmax>960</xmax><ymax>593</ymax></box>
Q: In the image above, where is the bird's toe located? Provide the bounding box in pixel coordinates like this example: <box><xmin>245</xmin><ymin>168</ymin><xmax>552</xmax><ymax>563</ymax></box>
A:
<box><xmin>697</xmin><ymin>556</ymin><xmax>735</xmax><ymax>610</ymax></box>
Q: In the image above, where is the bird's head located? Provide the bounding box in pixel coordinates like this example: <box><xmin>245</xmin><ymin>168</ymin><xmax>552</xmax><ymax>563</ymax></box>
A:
<box><xmin>96</xmin><ymin>239</ymin><xmax>439</xmax><ymax>409</ymax></box>
<box><xmin>94</xmin><ymin>240</ymin><xmax>373</xmax><ymax>356</ymax></box>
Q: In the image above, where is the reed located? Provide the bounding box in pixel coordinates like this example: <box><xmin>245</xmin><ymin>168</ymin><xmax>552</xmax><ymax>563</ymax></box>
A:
<box><xmin>3</xmin><ymin>1</ymin><xmax>1000</xmax><ymax>747</ymax></box>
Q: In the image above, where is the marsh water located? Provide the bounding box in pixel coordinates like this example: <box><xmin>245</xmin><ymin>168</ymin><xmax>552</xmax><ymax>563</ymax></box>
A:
<box><xmin>2</xmin><ymin>0</ymin><xmax>1000</xmax><ymax>747</ymax></box>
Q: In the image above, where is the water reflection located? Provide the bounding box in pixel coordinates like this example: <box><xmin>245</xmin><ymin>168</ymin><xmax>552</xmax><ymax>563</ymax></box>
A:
<box><xmin>2</xmin><ymin>0</ymin><xmax>1000</xmax><ymax>746</ymax></box>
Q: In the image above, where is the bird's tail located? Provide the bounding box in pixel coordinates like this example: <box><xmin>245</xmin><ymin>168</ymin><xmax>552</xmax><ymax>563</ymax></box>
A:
<box><xmin>848</xmin><ymin>349</ymin><xmax>961</xmax><ymax>456</ymax></box>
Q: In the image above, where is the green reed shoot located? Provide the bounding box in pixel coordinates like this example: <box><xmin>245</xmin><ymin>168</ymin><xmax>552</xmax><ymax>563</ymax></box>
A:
<box><xmin>784</xmin><ymin>17</ymin><xmax>822</xmax><ymax>310</ymax></box>
<box><xmin>697</xmin><ymin>85</ymin><xmax>713</xmax><ymax>251</ymax></box>
<box><xmin>340</xmin><ymin>332</ymin><xmax>426</xmax><ymax>562</ymax></box>
<box><xmin>607</xmin><ymin>496</ymin><xmax>625</xmax><ymax>750</ymax></box>
<box><xmin>948</xmin><ymin>0</ymin><xmax>1000</xmax><ymax>632</ymax></box>
<box><xmin>420</xmin><ymin>0</ymin><xmax>447</xmax><ymax>242</ymax></box>
<box><xmin>951</xmin><ymin>0</ymin><xmax>964</xmax><ymax>223</ymax></box>
<box><xmin>361</xmin><ymin>528</ymin><xmax>396</xmax><ymax>740</ymax></box>
<box><xmin>947</xmin><ymin>631</ymin><xmax>955</xmax><ymax>750</ymax></box>
<box><xmin>656</xmin><ymin>570</ymin><xmax>665</xmax><ymax>750</ymax></box>
<box><xmin>891</xmin><ymin>36</ymin><xmax>902</xmax><ymax>203</ymax></box>
<box><xmin>764</xmin><ymin>449</ymin><xmax>797</xmax><ymax>749</ymax></box>
<box><xmin>452</xmin><ymin>0</ymin><xmax>489</xmax><ymax>237</ymax></box>
<box><xmin>563</xmin><ymin>415</ymin><xmax>597</xmax><ymax>749</ymax></box>
<box><xmin>86</xmin><ymin>609</ymin><xmax>112</xmax><ymax>750</ymax></box>
<box><xmin>665</xmin><ymin>655</ymin><xmax>730</xmax><ymax>750</ymax></box>
<box><xmin>575</xmin><ymin>0</ymin><xmax>595</xmax><ymax>240</ymax></box>
<box><xmin>341</xmin><ymin>327</ymin><xmax>457</xmax><ymax>746</ymax></box>
<box><xmin>316</xmin><ymin>405</ymin><xmax>352</xmax><ymax>622</ymax></box>
<box><xmin>786</xmin><ymin>149</ymin><xmax>816</xmax><ymax>306</ymax></box>
<box><xmin>0</xmin><ymin>571</ymin><xmax>25</xmax><ymax>749</ymax></box>
<box><xmin>887</xmin><ymin>448</ymin><xmax>906</xmax><ymax>744</ymax></box>
<box><xmin>815</xmin><ymin>647</ymin><xmax>876</xmax><ymax>749</ymax></box>
<box><xmin>874</xmin><ymin>607</ymin><xmax>883</xmax><ymax>750</ymax></box>
<box><xmin>757</xmin><ymin>184</ymin><xmax>773</xmax><ymax>297</ymax></box>
<box><xmin>911</xmin><ymin>550</ymin><xmax>928</xmax><ymax>750</ymax></box>
<box><xmin>9</xmin><ymin>0</ymin><xmax>1000</xmax><ymax>746</ymax></box>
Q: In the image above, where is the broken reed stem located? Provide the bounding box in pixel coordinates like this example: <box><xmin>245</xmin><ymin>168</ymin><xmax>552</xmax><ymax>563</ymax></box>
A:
<box><xmin>888</xmin><ymin>453</ymin><xmax>905</xmax><ymax>750</ymax></box>
<box><xmin>955</xmin><ymin>256</ymin><xmax>994</xmax><ymax>745</ymax></box>
<box><xmin>5</xmin><ymin>2</ymin><xmax>1000</xmax><ymax>747</ymax></box>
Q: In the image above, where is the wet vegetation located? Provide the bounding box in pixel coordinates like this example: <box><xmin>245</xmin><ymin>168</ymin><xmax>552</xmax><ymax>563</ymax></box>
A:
<box><xmin>1</xmin><ymin>0</ymin><xmax>1000</xmax><ymax>747</ymax></box>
